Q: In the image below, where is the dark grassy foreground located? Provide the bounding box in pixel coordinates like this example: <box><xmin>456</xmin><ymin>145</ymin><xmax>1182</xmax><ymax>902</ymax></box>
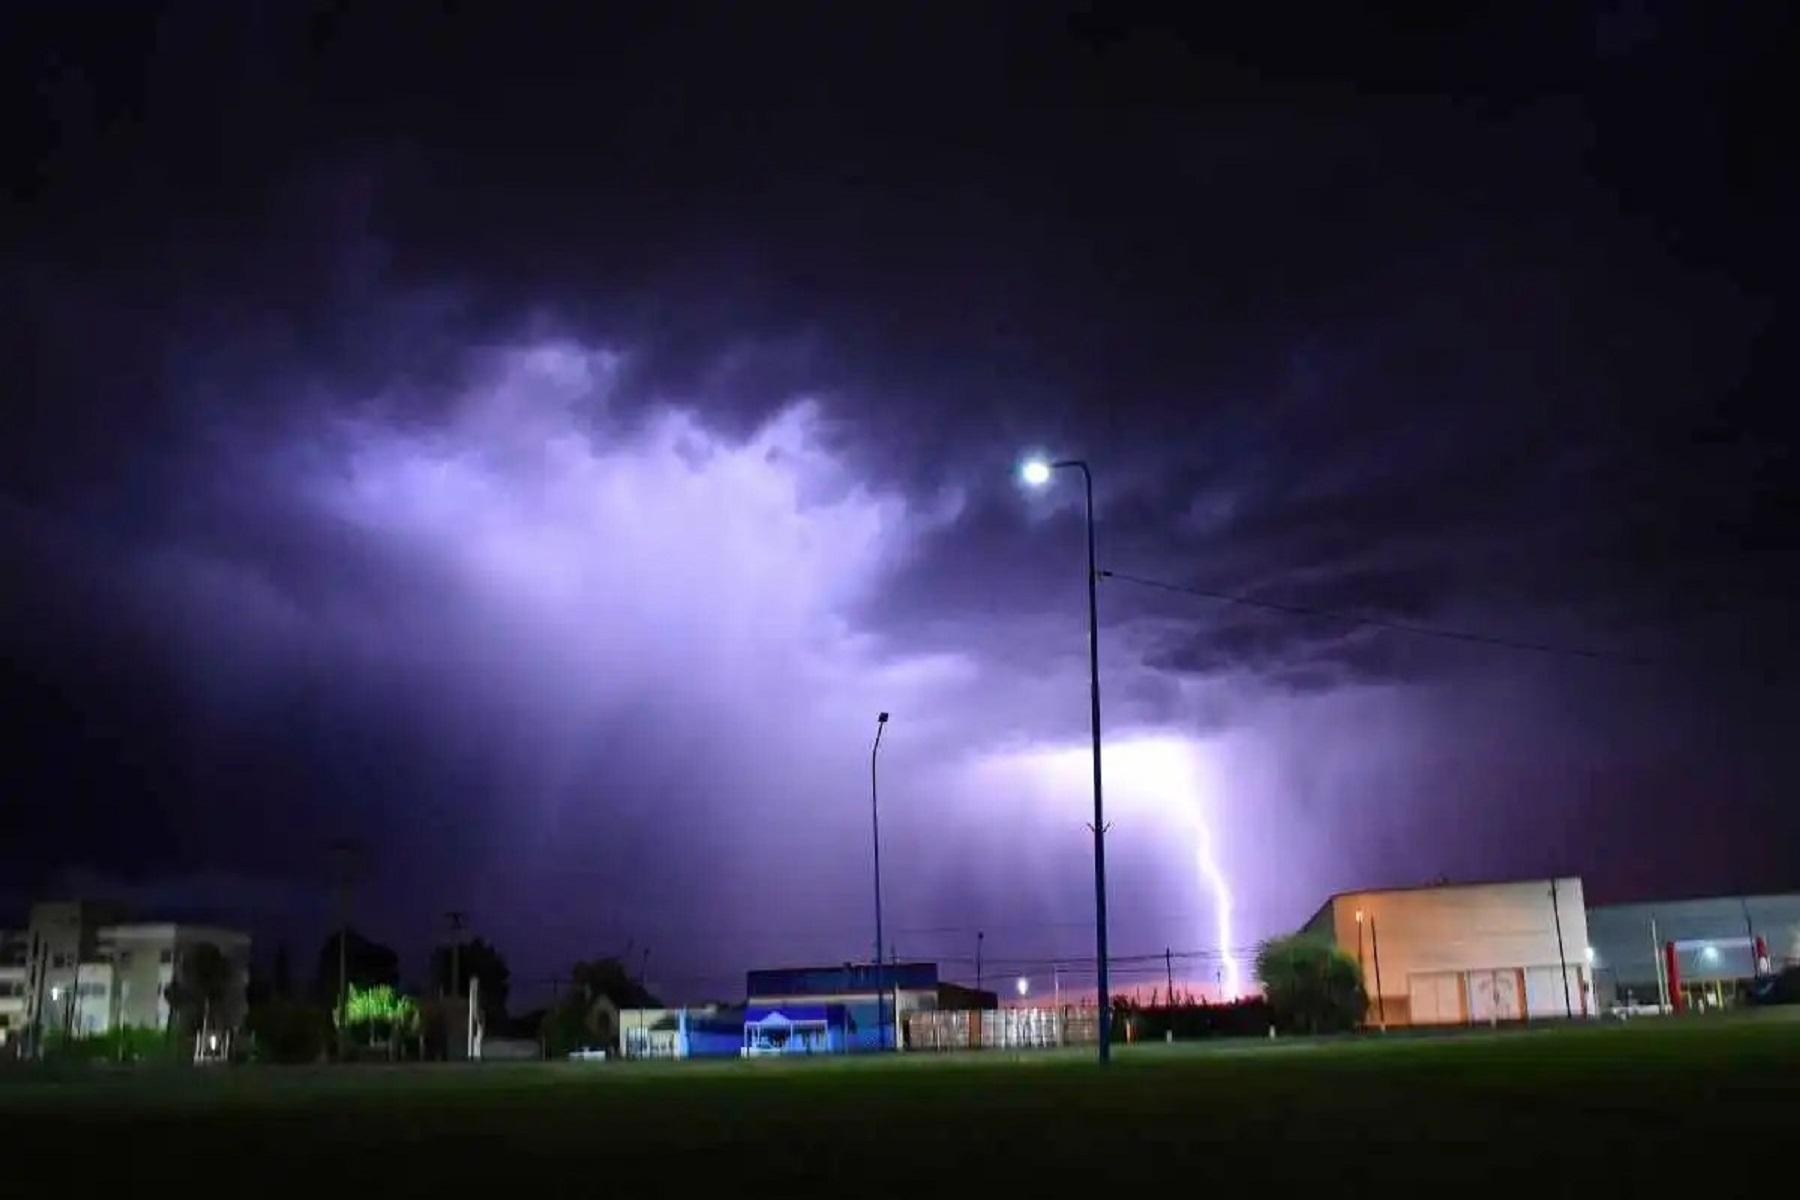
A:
<box><xmin>4</xmin><ymin>1016</ymin><xmax>1796</xmax><ymax>1192</ymax></box>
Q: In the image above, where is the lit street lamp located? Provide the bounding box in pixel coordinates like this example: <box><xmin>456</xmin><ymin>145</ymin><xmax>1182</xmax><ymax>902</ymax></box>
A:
<box><xmin>1019</xmin><ymin>456</ymin><xmax>1113</xmax><ymax>1064</ymax></box>
<box><xmin>1015</xmin><ymin>976</ymin><xmax>1030</xmax><ymax>998</ymax></box>
<box><xmin>871</xmin><ymin>711</ymin><xmax>890</xmax><ymax>1051</ymax></box>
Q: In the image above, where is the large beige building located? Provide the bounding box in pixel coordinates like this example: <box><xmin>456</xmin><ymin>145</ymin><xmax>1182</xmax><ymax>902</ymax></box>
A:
<box><xmin>1304</xmin><ymin>878</ymin><xmax>1595</xmax><ymax>1027</ymax></box>
<box><xmin>0</xmin><ymin>901</ymin><xmax>251</xmax><ymax>1054</ymax></box>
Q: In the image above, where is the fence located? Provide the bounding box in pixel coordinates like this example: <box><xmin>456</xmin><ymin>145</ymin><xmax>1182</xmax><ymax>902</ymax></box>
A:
<box><xmin>905</xmin><ymin>1006</ymin><xmax>1099</xmax><ymax>1051</ymax></box>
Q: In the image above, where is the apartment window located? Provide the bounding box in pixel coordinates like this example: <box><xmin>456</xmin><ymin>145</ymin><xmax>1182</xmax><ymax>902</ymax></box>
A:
<box><xmin>159</xmin><ymin>950</ymin><xmax>174</xmax><ymax>965</ymax></box>
<box><xmin>76</xmin><ymin>982</ymin><xmax>107</xmax><ymax>999</ymax></box>
<box><xmin>51</xmin><ymin>953</ymin><xmax>71</xmax><ymax>969</ymax></box>
<box><xmin>116</xmin><ymin>950</ymin><xmax>134</xmax><ymax>967</ymax></box>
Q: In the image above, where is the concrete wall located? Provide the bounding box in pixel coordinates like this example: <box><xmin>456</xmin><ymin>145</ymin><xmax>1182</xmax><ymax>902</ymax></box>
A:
<box><xmin>1321</xmin><ymin>879</ymin><xmax>1592</xmax><ymax>1026</ymax></box>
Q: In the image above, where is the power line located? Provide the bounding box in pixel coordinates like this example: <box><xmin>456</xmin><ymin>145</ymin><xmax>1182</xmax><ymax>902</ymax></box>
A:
<box><xmin>1099</xmin><ymin>568</ymin><xmax>1653</xmax><ymax>665</ymax></box>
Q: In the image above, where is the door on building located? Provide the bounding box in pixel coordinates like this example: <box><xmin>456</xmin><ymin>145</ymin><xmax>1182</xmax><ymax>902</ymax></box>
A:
<box><xmin>1407</xmin><ymin>973</ymin><xmax>1464</xmax><ymax>1026</ymax></box>
<box><xmin>1467</xmin><ymin>970</ymin><xmax>1523</xmax><ymax>1022</ymax></box>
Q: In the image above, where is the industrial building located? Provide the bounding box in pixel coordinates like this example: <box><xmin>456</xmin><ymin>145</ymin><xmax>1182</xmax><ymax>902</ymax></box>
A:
<box><xmin>0</xmin><ymin>900</ymin><xmax>251</xmax><ymax>1055</ymax></box>
<box><xmin>1304</xmin><ymin>877</ymin><xmax>1594</xmax><ymax>1026</ymax></box>
<box><xmin>1587</xmin><ymin>893</ymin><xmax>1800</xmax><ymax>1012</ymax></box>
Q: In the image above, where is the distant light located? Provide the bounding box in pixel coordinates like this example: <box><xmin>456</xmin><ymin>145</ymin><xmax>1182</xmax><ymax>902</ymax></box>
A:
<box><xmin>1701</xmin><ymin>944</ymin><xmax>1719</xmax><ymax>963</ymax></box>
<box><xmin>1586</xmin><ymin>946</ymin><xmax>1596</xmax><ymax>962</ymax></box>
<box><xmin>1019</xmin><ymin>459</ymin><xmax>1052</xmax><ymax>487</ymax></box>
<box><xmin>1354</xmin><ymin>909</ymin><xmax>1364</xmax><ymax>924</ymax></box>
<box><xmin>1015</xmin><ymin>976</ymin><xmax>1030</xmax><ymax>997</ymax></box>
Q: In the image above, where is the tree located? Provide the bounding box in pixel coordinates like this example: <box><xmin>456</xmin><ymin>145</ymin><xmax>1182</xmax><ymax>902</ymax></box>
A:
<box><xmin>340</xmin><ymin>982</ymin><xmax>419</xmax><ymax>1059</ymax></box>
<box><xmin>539</xmin><ymin>957</ymin><xmax>655</xmax><ymax>1056</ymax></box>
<box><xmin>569</xmin><ymin>957</ymin><xmax>659</xmax><ymax>1009</ymax></box>
<box><xmin>428</xmin><ymin>937</ymin><xmax>511</xmax><ymax>1021</ymax></box>
<box><xmin>1255</xmin><ymin>932</ymin><xmax>1368</xmax><ymax>1035</ymax></box>
<box><xmin>165</xmin><ymin>942</ymin><xmax>239</xmax><ymax>1039</ymax></box>
<box><xmin>314</xmin><ymin>928</ymin><xmax>400</xmax><ymax>1006</ymax></box>
<box><xmin>271</xmin><ymin>943</ymin><xmax>294</xmax><ymax>998</ymax></box>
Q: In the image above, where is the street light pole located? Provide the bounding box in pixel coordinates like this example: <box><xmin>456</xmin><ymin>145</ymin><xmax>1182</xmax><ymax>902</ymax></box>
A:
<box><xmin>1020</xmin><ymin>457</ymin><xmax>1112</xmax><ymax>1064</ymax></box>
<box><xmin>1355</xmin><ymin>909</ymin><xmax>1368</xmax><ymax>1024</ymax></box>
<box><xmin>871</xmin><ymin>711</ymin><xmax>890</xmax><ymax>1051</ymax></box>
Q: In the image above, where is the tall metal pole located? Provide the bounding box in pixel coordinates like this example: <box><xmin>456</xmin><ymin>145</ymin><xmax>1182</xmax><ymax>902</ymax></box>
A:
<box><xmin>1024</xmin><ymin>457</ymin><xmax>1111</xmax><ymax>1062</ymax></box>
<box><xmin>445</xmin><ymin>910</ymin><xmax>467</xmax><ymax>998</ymax></box>
<box><xmin>330</xmin><ymin>839</ymin><xmax>359</xmax><ymax>1060</ymax></box>
<box><xmin>1072</xmin><ymin>461</ymin><xmax>1112</xmax><ymax>1063</ymax></box>
<box><xmin>1650</xmin><ymin>916</ymin><xmax>1667</xmax><ymax>1011</ymax></box>
<box><xmin>1369</xmin><ymin>914</ymin><xmax>1386</xmax><ymax>1028</ymax></box>
<box><xmin>975</xmin><ymin>930</ymin><xmax>984</xmax><ymax>996</ymax></box>
<box><xmin>1550</xmin><ymin>879</ymin><xmax>1572</xmax><ymax>1018</ymax></box>
<box><xmin>871</xmin><ymin>711</ymin><xmax>890</xmax><ymax>1051</ymax></box>
<box><xmin>1355</xmin><ymin>910</ymin><xmax>1368</xmax><ymax>1022</ymax></box>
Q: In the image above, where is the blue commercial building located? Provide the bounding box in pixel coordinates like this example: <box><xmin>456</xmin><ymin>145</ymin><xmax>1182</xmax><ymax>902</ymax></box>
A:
<box><xmin>745</xmin><ymin>962</ymin><xmax>996</xmax><ymax>1053</ymax></box>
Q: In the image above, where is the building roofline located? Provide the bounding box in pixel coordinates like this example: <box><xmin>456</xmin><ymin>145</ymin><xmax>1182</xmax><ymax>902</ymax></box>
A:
<box><xmin>99</xmin><ymin>922</ymin><xmax>250</xmax><ymax>943</ymax></box>
<box><xmin>1587</xmin><ymin>891</ymin><xmax>1800</xmax><ymax>913</ymax></box>
<box><xmin>1300</xmin><ymin>897</ymin><xmax>1334</xmax><ymax>933</ymax></box>
<box><xmin>1316</xmin><ymin>875</ymin><xmax>1583</xmax><ymax>909</ymax></box>
<box><xmin>746</xmin><ymin>962</ymin><xmax>938</xmax><ymax>975</ymax></box>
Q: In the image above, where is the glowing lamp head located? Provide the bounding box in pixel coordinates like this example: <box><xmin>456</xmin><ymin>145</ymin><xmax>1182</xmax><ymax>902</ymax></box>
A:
<box><xmin>1354</xmin><ymin>909</ymin><xmax>1364</xmax><ymax>924</ymax></box>
<box><xmin>1019</xmin><ymin>459</ymin><xmax>1053</xmax><ymax>487</ymax></box>
<box><xmin>1015</xmin><ymin>976</ymin><xmax>1030</xmax><ymax>997</ymax></box>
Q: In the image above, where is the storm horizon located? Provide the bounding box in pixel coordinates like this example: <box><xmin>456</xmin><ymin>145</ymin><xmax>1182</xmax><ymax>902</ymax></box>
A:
<box><xmin>3</xmin><ymin>5</ymin><xmax>1794</xmax><ymax>1007</ymax></box>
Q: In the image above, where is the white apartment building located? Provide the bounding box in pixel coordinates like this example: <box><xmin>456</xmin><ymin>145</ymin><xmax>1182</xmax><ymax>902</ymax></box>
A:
<box><xmin>0</xmin><ymin>931</ymin><xmax>27</xmax><ymax>1050</ymax></box>
<box><xmin>1</xmin><ymin>901</ymin><xmax>251</xmax><ymax>1052</ymax></box>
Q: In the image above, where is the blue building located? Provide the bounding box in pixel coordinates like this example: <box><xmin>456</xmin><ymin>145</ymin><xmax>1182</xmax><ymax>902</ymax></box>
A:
<box><xmin>745</xmin><ymin>962</ymin><xmax>996</xmax><ymax>1052</ymax></box>
<box><xmin>742</xmin><ymin>1004</ymin><xmax>847</xmax><ymax>1055</ymax></box>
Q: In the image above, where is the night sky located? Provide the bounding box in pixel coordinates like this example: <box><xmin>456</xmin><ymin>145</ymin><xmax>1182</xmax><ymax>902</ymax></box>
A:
<box><xmin>3</xmin><ymin>3</ymin><xmax>1794</xmax><ymax>1004</ymax></box>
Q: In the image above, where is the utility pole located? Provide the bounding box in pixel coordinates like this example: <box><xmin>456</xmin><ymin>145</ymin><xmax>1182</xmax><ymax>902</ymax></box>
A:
<box><xmin>1550</xmin><ymin>878</ymin><xmax>1572</xmax><ymax>1018</ymax></box>
<box><xmin>1369</xmin><ymin>914</ymin><xmax>1386</xmax><ymax>1028</ymax></box>
<box><xmin>1164</xmin><ymin>948</ymin><xmax>1174</xmax><ymax>1000</ymax></box>
<box><xmin>445</xmin><ymin>910</ymin><xmax>468</xmax><ymax>998</ymax></box>
<box><xmin>329</xmin><ymin>839</ymin><xmax>361</xmax><ymax>1060</ymax></box>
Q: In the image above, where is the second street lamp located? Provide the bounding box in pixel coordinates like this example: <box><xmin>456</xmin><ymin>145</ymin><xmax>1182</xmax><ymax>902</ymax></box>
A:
<box><xmin>871</xmin><ymin>710</ymin><xmax>890</xmax><ymax>1051</ymax></box>
<box><xmin>1020</xmin><ymin>456</ymin><xmax>1113</xmax><ymax>1064</ymax></box>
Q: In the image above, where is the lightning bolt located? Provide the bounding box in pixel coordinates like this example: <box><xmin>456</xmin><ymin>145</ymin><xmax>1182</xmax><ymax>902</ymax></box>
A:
<box><xmin>1193</xmin><ymin>805</ymin><xmax>1242</xmax><ymax>999</ymax></box>
<box><xmin>1188</xmin><ymin>759</ymin><xmax>1245</xmax><ymax>1007</ymax></box>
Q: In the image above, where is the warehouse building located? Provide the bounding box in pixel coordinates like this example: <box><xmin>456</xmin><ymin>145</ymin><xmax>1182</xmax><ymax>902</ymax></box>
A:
<box><xmin>1304</xmin><ymin>877</ymin><xmax>1594</xmax><ymax>1026</ymax></box>
<box><xmin>1586</xmin><ymin>893</ymin><xmax>1800</xmax><ymax>1013</ymax></box>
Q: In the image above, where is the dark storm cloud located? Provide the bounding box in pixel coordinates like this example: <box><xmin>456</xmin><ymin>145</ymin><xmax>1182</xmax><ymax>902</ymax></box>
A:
<box><xmin>2</xmin><ymin>2</ymin><xmax>1796</xmax><ymax>989</ymax></box>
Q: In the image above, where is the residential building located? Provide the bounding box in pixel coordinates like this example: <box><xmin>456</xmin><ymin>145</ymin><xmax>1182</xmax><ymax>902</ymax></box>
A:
<box><xmin>0</xmin><ymin>930</ymin><xmax>27</xmax><ymax>1052</ymax></box>
<box><xmin>3</xmin><ymin>900</ymin><xmax>252</xmax><ymax>1051</ymax></box>
<box><xmin>1303</xmin><ymin>876</ymin><xmax>1595</xmax><ymax>1026</ymax></box>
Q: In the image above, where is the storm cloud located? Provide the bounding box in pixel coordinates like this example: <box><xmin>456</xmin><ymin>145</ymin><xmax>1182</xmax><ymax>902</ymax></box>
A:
<box><xmin>2</xmin><ymin>4</ymin><xmax>1794</xmax><ymax>999</ymax></box>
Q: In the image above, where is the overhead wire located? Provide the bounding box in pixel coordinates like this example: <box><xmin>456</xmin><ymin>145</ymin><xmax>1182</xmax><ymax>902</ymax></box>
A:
<box><xmin>1099</xmin><ymin>568</ymin><xmax>1655</xmax><ymax>665</ymax></box>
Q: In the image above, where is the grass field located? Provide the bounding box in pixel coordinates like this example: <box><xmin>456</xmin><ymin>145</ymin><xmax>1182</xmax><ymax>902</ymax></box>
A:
<box><xmin>4</xmin><ymin>1015</ymin><xmax>1795</xmax><ymax>1191</ymax></box>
